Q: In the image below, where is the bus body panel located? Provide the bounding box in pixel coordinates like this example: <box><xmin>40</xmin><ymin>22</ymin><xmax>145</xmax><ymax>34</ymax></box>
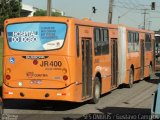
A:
<box><xmin>4</xmin><ymin>55</ymin><xmax>72</xmax><ymax>89</ymax></box>
<box><xmin>3</xmin><ymin>17</ymin><xmax>79</xmax><ymax>101</ymax></box>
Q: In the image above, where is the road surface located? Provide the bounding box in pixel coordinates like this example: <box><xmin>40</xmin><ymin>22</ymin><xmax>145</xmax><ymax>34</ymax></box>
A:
<box><xmin>2</xmin><ymin>73</ymin><xmax>160</xmax><ymax>120</ymax></box>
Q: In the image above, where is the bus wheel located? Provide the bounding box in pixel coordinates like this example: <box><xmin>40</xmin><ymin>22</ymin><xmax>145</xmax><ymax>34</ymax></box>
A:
<box><xmin>91</xmin><ymin>77</ymin><xmax>101</xmax><ymax>104</ymax></box>
<box><xmin>128</xmin><ymin>69</ymin><xmax>134</xmax><ymax>88</ymax></box>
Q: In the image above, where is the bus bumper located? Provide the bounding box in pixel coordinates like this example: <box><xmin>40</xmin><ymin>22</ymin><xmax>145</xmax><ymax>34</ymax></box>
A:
<box><xmin>2</xmin><ymin>83</ymin><xmax>82</xmax><ymax>102</ymax></box>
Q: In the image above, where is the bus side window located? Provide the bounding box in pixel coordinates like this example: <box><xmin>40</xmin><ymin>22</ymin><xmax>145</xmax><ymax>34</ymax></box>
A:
<box><xmin>133</xmin><ymin>32</ymin><xmax>139</xmax><ymax>52</ymax></box>
<box><xmin>128</xmin><ymin>32</ymin><xmax>132</xmax><ymax>52</ymax></box>
<box><xmin>135</xmin><ymin>32</ymin><xmax>139</xmax><ymax>52</ymax></box>
<box><xmin>145</xmin><ymin>33</ymin><xmax>151</xmax><ymax>51</ymax></box>
<box><xmin>102</xmin><ymin>29</ymin><xmax>109</xmax><ymax>54</ymax></box>
<box><xmin>94</xmin><ymin>28</ymin><xmax>101</xmax><ymax>56</ymax></box>
<box><xmin>76</xmin><ymin>26</ymin><xmax>80</xmax><ymax>57</ymax></box>
<box><xmin>133</xmin><ymin>32</ymin><xmax>136</xmax><ymax>51</ymax></box>
<box><xmin>128</xmin><ymin>31</ymin><xmax>139</xmax><ymax>52</ymax></box>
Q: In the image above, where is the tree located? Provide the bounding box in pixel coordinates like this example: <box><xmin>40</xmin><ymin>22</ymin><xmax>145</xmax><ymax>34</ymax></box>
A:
<box><xmin>51</xmin><ymin>11</ymin><xmax>62</xmax><ymax>17</ymax></box>
<box><xmin>33</xmin><ymin>9</ymin><xmax>46</xmax><ymax>16</ymax></box>
<box><xmin>34</xmin><ymin>9</ymin><xmax>62</xmax><ymax>17</ymax></box>
<box><xmin>0</xmin><ymin>0</ymin><xmax>21</xmax><ymax>32</ymax></box>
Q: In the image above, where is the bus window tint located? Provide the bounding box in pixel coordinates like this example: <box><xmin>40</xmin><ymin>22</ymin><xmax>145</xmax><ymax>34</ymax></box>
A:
<box><xmin>145</xmin><ymin>33</ymin><xmax>152</xmax><ymax>51</ymax></box>
<box><xmin>94</xmin><ymin>28</ymin><xmax>101</xmax><ymax>55</ymax></box>
<box><xmin>128</xmin><ymin>32</ymin><xmax>133</xmax><ymax>52</ymax></box>
<box><xmin>76</xmin><ymin>26</ymin><xmax>79</xmax><ymax>57</ymax></box>
<box><xmin>102</xmin><ymin>29</ymin><xmax>109</xmax><ymax>54</ymax></box>
<box><xmin>155</xmin><ymin>35</ymin><xmax>160</xmax><ymax>54</ymax></box>
<box><xmin>128</xmin><ymin>31</ymin><xmax>139</xmax><ymax>52</ymax></box>
<box><xmin>7</xmin><ymin>22</ymin><xmax>67</xmax><ymax>51</ymax></box>
<box><xmin>135</xmin><ymin>33</ymin><xmax>139</xmax><ymax>51</ymax></box>
<box><xmin>94</xmin><ymin>28</ymin><xmax>109</xmax><ymax>56</ymax></box>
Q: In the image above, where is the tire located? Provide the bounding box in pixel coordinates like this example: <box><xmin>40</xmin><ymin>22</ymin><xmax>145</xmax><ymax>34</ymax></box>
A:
<box><xmin>128</xmin><ymin>69</ymin><xmax>134</xmax><ymax>88</ymax></box>
<box><xmin>91</xmin><ymin>77</ymin><xmax>101</xmax><ymax>104</ymax></box>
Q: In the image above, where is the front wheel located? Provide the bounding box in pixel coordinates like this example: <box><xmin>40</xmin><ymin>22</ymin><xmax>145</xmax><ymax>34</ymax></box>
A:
<box><xmin>91</xmin><ymin>77</ymin><xmax>101</xmax><ymax>104</ymax></box>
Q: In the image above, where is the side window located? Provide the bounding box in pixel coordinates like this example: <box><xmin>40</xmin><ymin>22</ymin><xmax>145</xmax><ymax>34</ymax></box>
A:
<box><xmin>130</xmin><ymin>32</ymin><xmax>134</xmax><ymax>52</ymax></box>
<box><xmin>145</xmin><ymin>33</ymin><xmax>151</xmax><ymax>51</ymax></box>
<box><xmin>94</xmin><ymin>27</ymin><xmax>109</xmax><ymax>56</ymax></box>
<box><xmin>76</xmin><ymin>26</ymin><xmax>79</xmax><ymax>57</ymax></box>
<box><xmin>94</xmin><ymin>28</ymin><xmax>101</xmax><ymax>56</ymax></box>
<box><xmin>135</xmin><ymin>33</ymin><xmax>139</xmax><ymax>51</ymax></box>
<box><xmin>102</xmin><ymin>29</ymin><xmax>109</xmax><ymax>54</ymax></box>
<box><xmin>128</xmin><ymin>31</ymin><xmax>139</xmax><ymax>52</ymax></box>
<box><xmin>128</xmin><ymin>32</ymin><xmax>133</xmax><ymax>52</ymax></box>
<box><xmin>133</xmin><ymin>33</ymin><xmax>136</xmax><ymax>51</ymax></box>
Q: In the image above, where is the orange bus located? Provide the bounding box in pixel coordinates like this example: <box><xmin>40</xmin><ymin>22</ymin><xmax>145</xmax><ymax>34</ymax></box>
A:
<box><xmin>3</xmin><ymin>17</ymin><xmax>155</xmax><ymax>104</ymax></box>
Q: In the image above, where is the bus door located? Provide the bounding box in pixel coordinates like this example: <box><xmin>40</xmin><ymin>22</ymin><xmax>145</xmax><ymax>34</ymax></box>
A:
<box><xmin>140</xmin><ymin>40</ymin><xmax>145</xmax><ymax>79</ymax></box>
<box><xmin>111</xmin><ymin>39</ymin><xmax>118</xmax><ymax>88</ymax></box>
<box><xmin>82</xmin><ymin>38</ymin><xmax>92</xmax><ymax>98</ymax></box>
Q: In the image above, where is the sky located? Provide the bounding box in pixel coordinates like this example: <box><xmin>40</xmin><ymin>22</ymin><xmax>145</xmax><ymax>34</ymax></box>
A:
<box><xmin>22</xmin><ymin>0</ymin><xmax>160</xmax><ymax>31</ymax></box>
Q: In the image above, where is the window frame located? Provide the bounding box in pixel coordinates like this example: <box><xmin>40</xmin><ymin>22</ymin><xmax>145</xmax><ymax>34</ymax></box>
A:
<box><xmin>145</xmin><ymin>33</ymin><xmax>152</xmax><ymax>51</ymax></box>
<box><xmin>94</xmin><ymin>27</ymin><xmax>101</xmax><ymax>56</ymax></box>
<box><xmin>128</xmin><ymin>31</ymin><xmax>139</xmax><ymax>53</ymax></box>
<box><xmin>76</xmin><ymin>26</ymin><xmax>80</xmax><ymax>57</ymax></box>
<box><xmin>94</xmin><ymin>27</ymin><xmax>109</xmax><ymax>56</ymax></box>
<box><xmin>101</xmin><ymin>28</ymin><xmax>109</xmax><ymax>55</ymax></box>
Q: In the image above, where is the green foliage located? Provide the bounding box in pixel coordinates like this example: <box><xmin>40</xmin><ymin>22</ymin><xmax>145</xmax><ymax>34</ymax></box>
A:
<box><xmin>0</xmin><ymin>0</ymin><xmax>22</xmax><ymax>32</ymax></box>
<box><xmin>34</xmin><ymin>9</ymin><xmax>62</xmax><ymax>17</ymax></box>
<box><xmin>8</xmin><ymin>0</ymin><xmax>21</xmax><ymax>18</ymax></box>
<box><xmin>51</xmin><ymin>11</ymin><xmax>62</xmax><ymax>17</ymax></box>
<box><xmin>33</xmin><ymin>9</ymin><xmax>47</xmax><ymax>16</ymax></box>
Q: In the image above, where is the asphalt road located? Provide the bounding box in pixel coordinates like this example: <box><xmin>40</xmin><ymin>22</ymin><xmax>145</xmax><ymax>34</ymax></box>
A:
<box><xmin>2</xmin><ymin>73</ymin><xmax>160</xmax><ymax>120</ymax></box>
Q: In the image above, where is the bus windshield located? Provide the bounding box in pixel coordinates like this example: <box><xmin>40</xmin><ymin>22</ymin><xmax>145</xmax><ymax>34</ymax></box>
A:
<box><xmin>6</xmin><ymin>22</ymin><xmax>67</xmax><ymax>51</ymax></box>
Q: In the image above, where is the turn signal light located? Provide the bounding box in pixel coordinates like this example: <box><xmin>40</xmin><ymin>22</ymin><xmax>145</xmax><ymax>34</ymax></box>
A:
<box><xmin>6</xmin><ymin>68</ymin><xmax>11</xmax><ymax>74</ymax></box>
<box><xmin>62</xmin><ymin>68</ymin><xmax>67</xmax><ymax>74</ymax></box>
<box><xmin>63</xmin><ymin>75</ymin><xmax>68</xmax><ymax>81</ymax></box>
<box><xmin>6</xmin><ymin>75</ymin><xmax>11</xmax><ymax>80</ymax></box>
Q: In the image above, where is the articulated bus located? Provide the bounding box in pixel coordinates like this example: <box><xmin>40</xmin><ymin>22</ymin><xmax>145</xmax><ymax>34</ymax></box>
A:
<box><xmin>3</xmin><ymin>17</ymin><xmax>155</xmax><ymax>103</ymax></box>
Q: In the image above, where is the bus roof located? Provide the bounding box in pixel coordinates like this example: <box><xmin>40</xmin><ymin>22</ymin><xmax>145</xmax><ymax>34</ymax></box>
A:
<box><xmin>5</xmin><ymin>16</ymin><xmax>154</xmax><ymax>34</ymax></box>
<box><xmin>74</xmin><ymin>17</ymin><xmax>118</xmax><ymax>29</ymax></box>
<box><xmin>118</xmin><ymin>24</ymin><xmax>154</xmax><ymax>34</ymax></box>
